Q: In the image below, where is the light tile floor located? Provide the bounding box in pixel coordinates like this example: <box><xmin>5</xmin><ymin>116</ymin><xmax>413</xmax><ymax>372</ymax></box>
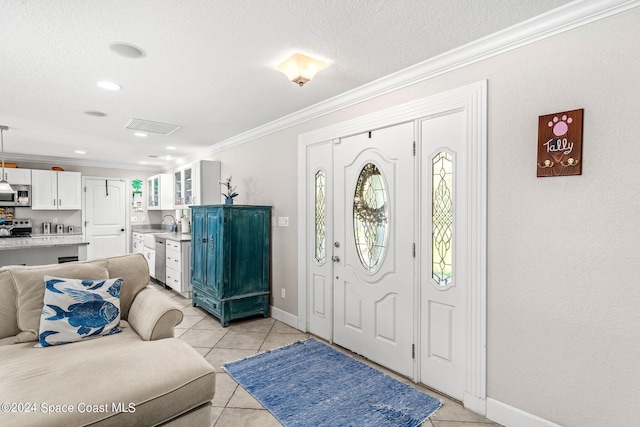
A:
<box><xmin>154</xmin><ymin>284</ymin><xmax>501</xmax><ymax>427</ymax></box>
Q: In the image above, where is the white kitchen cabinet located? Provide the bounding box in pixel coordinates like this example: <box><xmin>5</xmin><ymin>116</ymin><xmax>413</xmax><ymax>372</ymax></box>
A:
<box><xmin>3</xmin><ymin>168</ymin><xmax>31</xmax><ymax>185</ymax></box>
<box><xmin>143</xmin><ymin>246</ymin><xmax>155</xmax><ymax>278</ymax></box>
<box><xmin>165</xmin><ymin>238</ymin><xmax>191</xmax><ymax>298</ymax></box>
<box><xmin>173</xmin><ymin>160</ymin><xmax>220</xmax><ymax>207</ymax></box>
<box><xmin>147</xmin><ymin>174</ymin><xmax>173</xmax><ymax>210</ymax></box>
<box><xmin>132</xmin><ymin>232</ymin><xmax>144</xmax><ymax>254</ymax></box>
<box><xmin>31</xmin><ymin>170</ymin><xmax>81</xmax><ymax>210</ymax></box>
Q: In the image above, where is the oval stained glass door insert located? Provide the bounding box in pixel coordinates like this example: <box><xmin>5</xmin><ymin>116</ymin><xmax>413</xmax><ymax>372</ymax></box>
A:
<box><xmin>353</xmin><ymin>163</ymin><xmax>389</xmax><ymax>271</ymax></box>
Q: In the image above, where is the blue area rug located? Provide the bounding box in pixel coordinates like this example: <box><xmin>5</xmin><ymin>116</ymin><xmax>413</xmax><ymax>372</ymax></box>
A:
<box><xmin>224</xmin><ymin>338</ymin><xmax>441</xmax><ymax>427</ymax></box>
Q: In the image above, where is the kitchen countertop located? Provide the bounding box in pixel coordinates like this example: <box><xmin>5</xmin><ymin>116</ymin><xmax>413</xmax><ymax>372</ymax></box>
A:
<box><xmin>132</xmin><ymin>225</ymin><xmax>170</xmax><ymax>233</ymax></box>
<box><xmin>152</xmin><ymin>232</ymin><xmax>191</xmax><ymax>242</ymax></box>
<box><xmin>0</xmin><ymin>235</ymin><xmax>90</xmax><ymax>251</ymax></box>
<box><xmin>132</xmin><ymin>225</ymin><xmax>190</xmax><ymax>242</ymax></box>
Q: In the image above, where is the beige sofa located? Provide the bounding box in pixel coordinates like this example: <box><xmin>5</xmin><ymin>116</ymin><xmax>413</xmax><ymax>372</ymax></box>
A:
<box><xmin>0</xmin><ymin>253</ymin><xmax>215</xmax><ymax>426</ymax></box>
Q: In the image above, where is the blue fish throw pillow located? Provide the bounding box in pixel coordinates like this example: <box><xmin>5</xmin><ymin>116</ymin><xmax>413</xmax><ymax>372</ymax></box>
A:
<box><xmin>36</xmin><ymin>276</ymin><xmax>123</xmax><ymax>348</ymax></box>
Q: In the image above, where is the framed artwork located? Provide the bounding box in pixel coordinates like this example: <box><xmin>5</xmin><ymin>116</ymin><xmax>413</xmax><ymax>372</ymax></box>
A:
<box><xmin>537</xmin><ymin>108</ymin><xmax>583</xmax><ymax>177</ymax></box>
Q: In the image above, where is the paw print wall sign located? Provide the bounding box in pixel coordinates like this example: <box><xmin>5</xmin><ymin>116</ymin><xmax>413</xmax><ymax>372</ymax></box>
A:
<box><xmin>537</xmin><ymin>108</ymin><xmax>583</xmax><ymax>177</ymax></box>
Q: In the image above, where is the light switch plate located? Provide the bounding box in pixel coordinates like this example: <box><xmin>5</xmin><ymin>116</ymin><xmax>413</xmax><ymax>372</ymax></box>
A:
<box><xmin>277</xmin><ymin>217</ymin><xmax>289</xmax><ymax>227</ymax></box>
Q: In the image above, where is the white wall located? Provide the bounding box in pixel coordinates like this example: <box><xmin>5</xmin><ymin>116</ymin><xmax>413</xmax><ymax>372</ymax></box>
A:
<box><xmin>198</xmin><ymin>7</ymin><xmax>640</xmax><ymax>426</ymax></box>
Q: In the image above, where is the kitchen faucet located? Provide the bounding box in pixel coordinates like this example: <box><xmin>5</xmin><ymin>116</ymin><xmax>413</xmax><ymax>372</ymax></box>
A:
<box><xmin>162</xmin><ymin>214</ymin><xmax>177</xmax><ymax>231</ymax></box>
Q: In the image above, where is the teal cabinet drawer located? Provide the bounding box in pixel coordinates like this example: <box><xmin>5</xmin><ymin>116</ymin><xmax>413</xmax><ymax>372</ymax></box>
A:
<box><xmin>193</xmin><ymin>289</ymin><xmax>221</xmax><ymax>318</ymax></box>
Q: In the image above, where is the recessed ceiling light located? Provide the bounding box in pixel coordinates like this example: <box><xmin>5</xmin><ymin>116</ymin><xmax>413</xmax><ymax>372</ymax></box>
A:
<box><xmin>84</xmin><ymin>111</ymin><xmax>107</xmax><ymax>117</ymax></box>
<box><xmin>166</xmin><ymin>146</ymin><xmax>176</xmax><ymax>150</ymax></box>
<box><xmin>134</xmin><ymin>132</ymin><xmax>148</xmax><ymax>137</ymax></box>
<box><xmin>97</xmin><ymin>81</ymin><xmax>122</xmax><ymax>91</ymax></box>
<box><xmin>109</xmin><ymin>42</ymin><xmax>146</xmax><ymax>59</ymax></box>
<box><xmin>139</xmin><ymin>161</ymin><xmax>148</xmax><ymax>165</ymax></box>
<box><xmin>75</xmin><ymin>150</ymin><xmax>86</xmax><ymax>154</ymax></box>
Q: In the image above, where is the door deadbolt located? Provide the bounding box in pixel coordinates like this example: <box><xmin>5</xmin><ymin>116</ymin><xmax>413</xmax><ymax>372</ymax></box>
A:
<box><xmin>334</xmin><ymin>241</ymin><xmax>340</xmax><ymax>248</ymax></box>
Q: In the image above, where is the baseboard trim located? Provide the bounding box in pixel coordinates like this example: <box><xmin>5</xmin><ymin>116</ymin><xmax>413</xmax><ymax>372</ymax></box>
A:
<box><xmin>270</xmin><ymin>306</ymin><xmax>298</xmax><ymax>329</ymax></box>
<box><xmin>463</xmin><ymin>392</ymin><xmax>486</xmax><ymax>416</ymax></box>
<box><xmin>486</xmin><ymin>398</ymin><xmax>564</xmax><ymax>427</ymax></box>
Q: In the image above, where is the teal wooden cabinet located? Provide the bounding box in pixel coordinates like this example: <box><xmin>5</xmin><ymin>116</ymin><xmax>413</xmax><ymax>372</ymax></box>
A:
<box><xmin>190</xmin><ymin>205</ymin><xmax>271</xmax><ymax>326</ymax></box>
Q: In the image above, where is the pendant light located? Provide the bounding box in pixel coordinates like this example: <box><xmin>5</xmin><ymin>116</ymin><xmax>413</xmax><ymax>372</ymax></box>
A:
<box><xmin>0</xmin><ymin>126</ymin><xmax>14</xmax><ymax>194</ymax></box>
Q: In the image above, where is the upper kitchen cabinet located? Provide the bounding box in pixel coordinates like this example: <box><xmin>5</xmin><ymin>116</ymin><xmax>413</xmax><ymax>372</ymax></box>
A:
<box><xmin>174</xmin><ymin>160</ymin><xmax>220</xmax><ymax>207</ymax></box>
<box><xmin>3</xmin><ymin>168</ymin><xmax>31</xmax><ymax>185</ymax></box>
<box><xmin>31</xmin><ymin>170</ymin><xmax>81</xmax><ymax>210</ymax></box>
<box><xmin>147</xmin><ymin>173</ymin><xmax>173</xmax><ymax>210</ymax></box>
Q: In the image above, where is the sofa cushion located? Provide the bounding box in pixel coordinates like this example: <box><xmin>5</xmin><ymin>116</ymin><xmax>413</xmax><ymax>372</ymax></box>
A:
<box><xmin>36</xmin><ymin>276</ymin><xmax>123</xmax><ymax>347</ymax></box>
<box><xmin>0</xmin><ymin>321</ymin><xmax>216</xmax><ymax>426</ymax></box>
<box><xmin>0</xmin><ymin>268</ymin><xmax>19</xmax><ymax>339</ymax></box>
<box><xmin>10</xmin><ymin>259</ymin><xmax>109</xmax><ymax>343</ymax></box>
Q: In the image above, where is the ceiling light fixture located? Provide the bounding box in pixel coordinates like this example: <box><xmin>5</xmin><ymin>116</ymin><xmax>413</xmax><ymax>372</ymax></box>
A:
<box><xmin>75</xmin><ymin>150</ymin><xmax>86</xmax><ymax>154</ymax></box>
<box><xmin>134</xmin><ymin>132</ymin><xmax>148</xmax><ymax>137</ymax></box>
<box><xmin>109</xmin><ymin>42</ymin><xmax>146</xmax><ymax>59</ymax></box>
<box><xmin>166</xmin><ymin>146</ymin><xmax>176</xmax><ymax>150</ymax></box>
<box><xmin>0</xmin><ymin>126</ymin><xmax>14</xmax><ymax>194</ymax></box>
<box><xmin>97</xmin><ymin>81</ymin><xmax>122</xmax><ymax>91</ymax></box>
<box><xmin>276</xmin><ymin>52</ymin><xmax>328</xmax><ymax>87</ymax></box>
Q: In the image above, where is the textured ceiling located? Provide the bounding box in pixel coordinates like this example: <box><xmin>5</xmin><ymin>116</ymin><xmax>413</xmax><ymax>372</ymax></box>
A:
<box><xmin>0</xmin><ymin>0</ymin><xmax>572</xmax><ymax>171</ymax></box>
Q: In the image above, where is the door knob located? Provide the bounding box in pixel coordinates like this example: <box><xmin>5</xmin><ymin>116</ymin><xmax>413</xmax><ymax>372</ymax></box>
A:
<box><xmin>332</xmin><ymin>256</ymin><xmax>340</xmax><ymax>263</ymax></box>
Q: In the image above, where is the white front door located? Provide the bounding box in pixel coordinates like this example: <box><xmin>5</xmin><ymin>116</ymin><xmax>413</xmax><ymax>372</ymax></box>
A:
<box><xmin>300</xmin><ymin>82</ymin><xmax>487</xmax><ymax>410</ymax></box>
<box><xmin>419</xmin><ymin>110</ymin><xmax>468</xmax><ymax>400</ymax></box>
<box><xmin>83</xmin><ymin>178</ymin><xmax>127</xmax><ymax>260</ymax></box>
<box><xmin>333</xmin><ymin>123</ymin><xmax>415</xmax><ymax>378</ymax></box>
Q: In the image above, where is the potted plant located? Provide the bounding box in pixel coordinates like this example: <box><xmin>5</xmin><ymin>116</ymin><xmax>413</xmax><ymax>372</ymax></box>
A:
<box><xmin>219</xmin><ymin>176</ymin><xmax>238</xmax><ymax>204</ymax></box>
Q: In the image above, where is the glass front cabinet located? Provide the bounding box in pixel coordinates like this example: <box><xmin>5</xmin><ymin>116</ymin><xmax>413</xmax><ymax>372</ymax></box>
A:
<box><xmin>147</xmin><ymin>174</ymin><xmax>173</xmax><ymax>210</ymax></box>
<box><xmin>174</xmin><ymin>160</ymin><xmax>220</xmax><ymax>207</ymax></box>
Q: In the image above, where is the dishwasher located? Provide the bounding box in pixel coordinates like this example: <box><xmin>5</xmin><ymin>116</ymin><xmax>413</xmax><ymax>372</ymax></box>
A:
<box><xmin>154</xmin><ymin>235</ymin><xmax>166</xmax><ymax>285</ymax></box>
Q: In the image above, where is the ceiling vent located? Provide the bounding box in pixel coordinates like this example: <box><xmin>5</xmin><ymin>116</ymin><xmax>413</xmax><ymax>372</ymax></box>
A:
<box><xmin>125</xmin><ymin>118</ymin><xmax>181</xmax><ymax>135</ymax></box>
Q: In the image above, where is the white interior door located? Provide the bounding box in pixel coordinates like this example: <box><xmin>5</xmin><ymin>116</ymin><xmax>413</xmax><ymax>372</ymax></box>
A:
<box><xmin>419</xmin><ymin>110</ymin><xmax>468</xmax><ymax>400</ymax></box>
<box><xmin>84</xmin><ymin>178</ymin><xmax>127</xmax><ymax>260</ymax></box>
<box><xmin>333</xmin><ymin>123</ymin><xmax>415</xmax><ymax>378</ymax></box>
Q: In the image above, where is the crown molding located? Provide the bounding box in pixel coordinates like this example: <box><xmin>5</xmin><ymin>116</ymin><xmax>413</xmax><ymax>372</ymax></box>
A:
<box><xmin>177</xmin><ymin>0</ymin><xmax>639</xmax><ymax>167</ymax></box>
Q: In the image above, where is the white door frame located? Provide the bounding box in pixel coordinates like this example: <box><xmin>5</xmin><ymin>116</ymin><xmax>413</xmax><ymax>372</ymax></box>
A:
<box><xmin>297</xmin><ymin>81</ymin><xmax>487</xmax><ymax>414</ymax></box>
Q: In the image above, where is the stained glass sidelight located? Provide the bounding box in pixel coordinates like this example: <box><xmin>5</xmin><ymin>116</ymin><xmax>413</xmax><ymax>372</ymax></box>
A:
<box><xmin>315</xmin><ymin>170</ymin><xmax>326</xmax><ymax>263</ymax></box>
<box><xmin>353</xmin><ymin>163</ymin><xmax>389</xmax><ymax>271</ymax></box>
<box><xmin>432</xmin><ymin>152</ymin><xmax>453</xmax><ymax>285</ymax></box>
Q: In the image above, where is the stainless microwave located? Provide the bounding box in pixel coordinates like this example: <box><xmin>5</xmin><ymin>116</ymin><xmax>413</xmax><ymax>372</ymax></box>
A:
<box><xmin>0</xmin><ymin>184</ymin><xmax>31</xmax><ymax>207</ymax></box>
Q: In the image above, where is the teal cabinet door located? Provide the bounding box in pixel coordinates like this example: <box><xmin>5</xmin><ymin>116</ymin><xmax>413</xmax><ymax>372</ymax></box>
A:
<box><xmin>223</xmin><ymin>208</ymin><xmax>270</xmax><ymax>296</ymax></box>
<box><xmin>205</xmin><ymin>208</ymin><xmax>223</xmax><ymax>297</ymax></box>
<box><xmin>190</xmin><ymin>208</ymin><xmax>206</xmax><ymax>289</ymax></box>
